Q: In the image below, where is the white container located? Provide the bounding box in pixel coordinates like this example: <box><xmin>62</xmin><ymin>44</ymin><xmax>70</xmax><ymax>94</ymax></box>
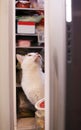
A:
<box><xmin>35</xmin><ymin>99</ymin><xmax>45</xmax><ymax>130</ymax></box>
<box><xmin>37</xmin><ymin>0</ymin><xmax>44</xmax><ymax>9</ymax></box>
<box><xmin>17</xmin><ymin>21</ymin><xmax>35</xmax><ymax>34</ymax></box>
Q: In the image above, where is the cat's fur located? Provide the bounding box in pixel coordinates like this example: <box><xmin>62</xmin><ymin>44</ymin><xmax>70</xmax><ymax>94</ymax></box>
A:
<box><xmin>17</xmin><ymin>52</ymin><xmax>44</xmax><ymax>105</ymax></box>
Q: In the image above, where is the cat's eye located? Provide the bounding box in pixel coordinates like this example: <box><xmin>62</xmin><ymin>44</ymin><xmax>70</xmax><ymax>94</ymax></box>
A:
<box><xmin>28</xmin><ymin>54</ymin><xmax>31</xmax><ymax>56</ymax></box>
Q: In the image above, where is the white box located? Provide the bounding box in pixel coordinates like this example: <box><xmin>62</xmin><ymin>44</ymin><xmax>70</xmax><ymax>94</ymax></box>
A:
<box><xmin>17</xmin><ymin>21</ymin><xmax>35</xmax><ymax>34</ymax></box>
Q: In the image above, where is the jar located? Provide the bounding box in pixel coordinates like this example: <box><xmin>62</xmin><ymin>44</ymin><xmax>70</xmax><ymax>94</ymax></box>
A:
<box><xmin>37</xmin><ymin>0</ymin><xmax>44</xmax><ymax>9</ymax></box>
<box><xmin>30</xmin><ymin>0</ymin><xmax>38</xmax><ymax>8</ymax></box>
<box><xmin>35</xmin><ymin>110</ymin><xmax>45</xmax><ymax>130</ymax></box>
<box><xmin>16</xmin><ymin>0</ymin><xmax>31</xmax><ymax>8</ymax></box>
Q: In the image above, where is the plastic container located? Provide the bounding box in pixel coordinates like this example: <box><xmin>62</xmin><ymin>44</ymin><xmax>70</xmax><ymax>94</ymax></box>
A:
<box><xmin>16</xmin><ymin>0</ymin><xmax>31</xmax><ymax>8</ymax></box>
<box><xmin>17</xmin><ymin>40</ymin><xmax>31</xmax><ymax>47</ymax></box>
<box><xmin>35</xmin><ymin>98</ymin><xmax>45</xmax><ymax>130</ymax></box>
<box><xmin>17</xmin><ymin>21</ymin><xmax>35</xmax><ymax>34</ymax></box>
<box><xmin>30</xmin><ymin>0</ymin><xmax>38</xmax><ymax>8</ymax></box>
<box><xmin>35</xmin><ymin>110</ymin><xmax>45</xmax><ymax>130</ymax></box>
<box><xmin>37</xmin><ymin>0</ymin><xmax>44</xmax><ymax>9</ymax></box>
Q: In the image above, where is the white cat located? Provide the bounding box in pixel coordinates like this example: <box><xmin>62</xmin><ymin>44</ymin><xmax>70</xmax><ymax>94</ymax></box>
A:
<box><xmin>17</xmin><ymin>52</ymin><xmax>44</xmax><ymax>105</ymax></box>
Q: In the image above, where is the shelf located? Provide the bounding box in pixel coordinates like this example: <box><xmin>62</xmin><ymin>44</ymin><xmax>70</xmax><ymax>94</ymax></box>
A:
<box><xmin>16</xmin><ymin>7</ymin><xmax>44</xmax><ymax>11</ymax></box>
<box><xmin>16</xmin><ymin>33</ymin><xmax>38</xmax><ymax>37</ymax></box>
<box><xmin>16</xmin><ymin>33</ymin><xmax>44</xmax><ymax>44</ymax></box>
<box><xmin>17</xmin><ymin>117</ymin><xmax>36</xmax><ymax>130</ymax></box>
<box><xmin>16</xmin><ymin>47</ymin><xmax>44</xmax><ymax>55</ymax></box>
<box><xmin>16</xmin><ymin>46</ymin><xmax>44</xmax><ymax>49</ymax></box>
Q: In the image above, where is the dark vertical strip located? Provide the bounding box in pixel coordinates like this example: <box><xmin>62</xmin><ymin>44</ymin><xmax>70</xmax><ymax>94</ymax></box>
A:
<box><xmin>66</xmin><ymin>0</ymin><xmax>81</xmax><ymax>130</ymax></box>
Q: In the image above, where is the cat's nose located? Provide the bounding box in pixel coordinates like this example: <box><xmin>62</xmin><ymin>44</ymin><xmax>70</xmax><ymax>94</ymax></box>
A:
<box><xmin>36</xmin><ymin>52</ymin><xmax>39</xmax><ymax>55</ymax></box>
<box><xmin>36</xmin><ymin>53</ymin><xmax>39</xmax><ymax>56</ymax></box>
<box><xmin>36</xmin><ymin>53</ymin><xmax>41</xmax><ymax>57</ymax></box>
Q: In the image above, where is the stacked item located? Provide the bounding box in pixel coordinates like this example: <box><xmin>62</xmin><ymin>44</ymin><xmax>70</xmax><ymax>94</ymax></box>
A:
<box><xmin>35</xmin><ymin>98</ymin><xmax>45</xmax><ymax>130</ymax></box>
<box><xmin>17</xmin><ymin>14</ymin><xmax>44</xmax><ymax>34</ymax></box>
<box><xmin>16</xmin><ymin>0</ymin><xmax>44</xmax><ymax>9</ymax></box>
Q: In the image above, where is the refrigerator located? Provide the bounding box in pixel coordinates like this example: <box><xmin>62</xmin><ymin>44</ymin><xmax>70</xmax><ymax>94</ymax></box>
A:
<box><xmin>0</xmin><ymin>0</ymin><xmax>81</xmax><ymax>130</ymax></box>
<box><xmin>66</xmin><ymin>0</ymin><xmax>81</xmax><ymax>130</ymax></box>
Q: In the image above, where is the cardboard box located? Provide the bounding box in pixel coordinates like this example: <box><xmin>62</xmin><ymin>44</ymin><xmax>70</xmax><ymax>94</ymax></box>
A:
<box><xmin>17</xmin><ymin>21</ymin><xmax>35</xmax><ymax>34</ymax></box>
<box><xmin>17</xmin><ymin>40</ymin><xmax>31</xmax><ymax>47</ymax></box>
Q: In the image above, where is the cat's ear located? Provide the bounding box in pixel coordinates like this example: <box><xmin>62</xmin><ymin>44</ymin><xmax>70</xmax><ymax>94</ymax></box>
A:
<box><xmin>16</xmin><ymin>54</ymin><xmax>24</xmax><ymax>64</ymax></box>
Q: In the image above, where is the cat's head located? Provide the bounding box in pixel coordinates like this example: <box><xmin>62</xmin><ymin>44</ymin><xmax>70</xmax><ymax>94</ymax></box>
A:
<box><xmin>17</xmin><ymin>52</ymin><xmax>43</xmax><ymax>70</ymax></box>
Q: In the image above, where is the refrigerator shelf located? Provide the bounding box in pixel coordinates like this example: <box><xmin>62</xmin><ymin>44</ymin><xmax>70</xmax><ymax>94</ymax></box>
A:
<box><xmin>16</xmin><ymin>33</ymin><xmax>38</xmax><ymax>37</ymax></box>
<box><xmin>17</xmin><ymin>117</ymin><xmax>36</xmax><ymax>130</ymax></box>
<box><xmin>16</xmin><ymin>46</ymin><xmax>44</xmax><ymax>49</ymax></box>
<box><xmin>16</xmin><ymin>7</ymin><xmax>44</xmax><ymax>11</ymax></box>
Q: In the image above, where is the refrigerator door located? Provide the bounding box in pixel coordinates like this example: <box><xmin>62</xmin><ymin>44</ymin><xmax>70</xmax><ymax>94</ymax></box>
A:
<box><xmin>45</xmin><ymin>0</ymin><xmax>66</xmax><ymax>130</ymax></box>
<box><xmin>0</xmin><ymin>0</ymin><xmax>16</xmax><ymax>130</ymax></box>
<box><xmin>66</xmin><ymin>0</ymin><xmax>81</xmax><ymax>130</ymax></box>
<box><xmin>0</xmin><ymin>0</ymin><xmax>10</xmax><ymax>130</ymax></box>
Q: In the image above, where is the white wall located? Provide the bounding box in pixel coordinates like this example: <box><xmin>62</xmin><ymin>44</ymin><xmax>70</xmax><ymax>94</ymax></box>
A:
<box><xmin>0</xmin><ymin>0</ymin><xmax>10</xmax><ymax>130</ymax></box>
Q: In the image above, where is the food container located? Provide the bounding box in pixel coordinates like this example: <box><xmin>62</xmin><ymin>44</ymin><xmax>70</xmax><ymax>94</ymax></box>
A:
<box><xmin>16</xmin><ymin>0</ymin><xmax>31</xmax><ymax>8</ymax></box>
<box><xmin>35</xmin><ymin>98</ymin><xmax>45</xmax><ymax>130</ymax></box>
<box><xmin>37</xmin><ymin>32</ymin><xmax>44</xmax><ymax>44</ymax></box>
<box><xmin>37</xmin><ymin>0</ymin><xmax>44</xmax><ymax>9</ymax></box>
<box><xmin>30</xmin><ymin>0</ymin><xmax>38</xmax><ymax>8</ymax></box>
<box><xmin>35</xmin><ymin>110</ymin><xmax>45</xmax><ymax>130</ymax></box>
<box><xmin>17</xmin><ymin>40</ymin><xmax>31</xmax><ymax>47</ymax></box>
<box><xmin>17</xmin><ymin>21</ymin><xmax>35</xmax><ymax>34</ymax></box>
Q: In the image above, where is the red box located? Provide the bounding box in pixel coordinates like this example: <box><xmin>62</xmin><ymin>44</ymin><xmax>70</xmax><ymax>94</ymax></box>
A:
<box><xmin>17</xmin><ymin>21</ymin><xmax>35</xmax><ymax>34</ymax></box>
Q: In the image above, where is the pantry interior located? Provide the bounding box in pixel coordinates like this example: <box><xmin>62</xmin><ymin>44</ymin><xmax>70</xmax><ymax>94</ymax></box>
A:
<box><xmin>15</xmin><ymin>0</ymin><xmax>45</xmax><ymax>130</ymax></box>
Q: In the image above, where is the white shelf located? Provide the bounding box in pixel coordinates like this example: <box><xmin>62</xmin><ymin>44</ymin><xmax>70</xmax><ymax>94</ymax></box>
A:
<box><xmin>17</xmin><ymin>117</ymin><xmax>36</xmax><ymax>130</ymax></box>
<box><xmin>16</xmin><ymin>33</ymin><xmax>38</xmax><ymax>37</ymax></box>
<box><xmin>16</xmin><ymin>46</ymin><xmax>44</xmax><ymax>49</ymax></box>
<box><xmin>16</xmin><ymin>7</ymin><xmax>44</xmax><ymax>11</ymax></box>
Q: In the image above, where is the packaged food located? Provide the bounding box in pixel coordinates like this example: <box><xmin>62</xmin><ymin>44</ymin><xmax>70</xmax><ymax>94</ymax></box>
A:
<box><xmin>37</xmin><ymin>0</ymin><xmax>44</xmax><ymax>9</ymax></box>
<box><xmin>16</xmin><ymin>0</ymin><xmax>31</xmax><ymax>8</ymax></box>
<box><xmin>17</xmin><ymin>40</ymin><xmax>31</xmax><ymax>47</ymax></box>
<box><xmin>30</xmin><ymin>0</ymin><xmax>38</xmax><ymax>8</ymax></box>
<box><xmin>35</xmin><ymin>98</ymin><xmax>45</xmax><ymax>130</ymax></box>
<box><xmin>17</xmin><ymin>21</ymin><xmax>35</xmax><ymax>34</ymax></box>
